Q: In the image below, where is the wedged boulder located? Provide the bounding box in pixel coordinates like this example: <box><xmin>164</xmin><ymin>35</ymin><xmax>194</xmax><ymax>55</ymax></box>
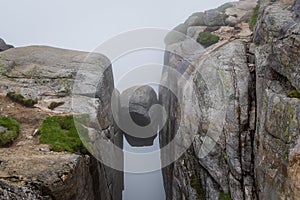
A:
<box><xmin>119</xmin><ymin>85</ymin><xmax>159</xmax><ymax>147</ymax></box>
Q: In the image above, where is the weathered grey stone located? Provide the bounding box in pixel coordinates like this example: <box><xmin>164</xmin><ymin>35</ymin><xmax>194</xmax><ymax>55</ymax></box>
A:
<box><xmin>184</xmin><ymin>10</ymin><xmax>227</xmax><ymax>27</ymax></box>
<box><xmin>164</xmin><ymin>24</ymin><xmax>189</xmax><ymax>45</ymax></box>
<box><xmin>160</xmin><ymin>38</ymin><xmax>253</xmax><ymax>200</ymax></box>
<box><xmin>0</xmin><ymin>46</ymin><xmax>113</xmax><ymax>114</ymax></box>
<box><xmin>186</xmin><ymin>26</ymin><xmax>207</xmax><ymax>40</ymax></box>
<box><xmin>0</xmin><ymin>38</ymin><xmax>13</xmax><ymax>52</ymax></box>
<box><xmin>184</xmin><ymin>1</ymin><xmax>257</xmax><ymax>28</ymax></box>
<box><xmin>0</xmin><ymin>126</ymin><xmax>7</xmax><ymax>133</ymax></box>
<box><xmin>184</xmin><ymin>12</ymin><xmax>206</xmax><ymax>26</ymax></box>
<box><xmin>225</xmin><ymin>0</ymin><xmax>258</xmax><ymax>26</ymax></box>
<box><xmin>294</xmin><ymin>0</ymin><xmax>300</xmax><ymax>17</ymax></box>
<box><xmin>122</xmin><ymin>85</ymin><xmax>158</xmax><ymax>122</ymax></box>
<box><xmin>119</xmin><ymin>85</ymin><xmax>158</xmax><ymax>147</ymax></box>
<box><xmin>0</xmin><ymin>149</ymin><xmax>95</xmax><ymax>200</ymax></box>
<box><xmin>254</xmin><ymin>1</ymin><xmax>300</xmax><ymax>92</ymax></box>
<box><xmin>160</xmin><ymin>0</ymin><xmax>300</xmax><ymax>199</ymax></box>
<box><xmin>251</xmin><ymin>2</ymin><xmax>300</xmax><ymax>198</ymax></box>
<box><xmin>159</xmin><ymin>1</ymin><xmax>265</xmax><ymax>199</ymax></box>
<box><xmin>204</xmin><ymin>9</ymin><xmax>228</xmax><ymax>26</ymax></box>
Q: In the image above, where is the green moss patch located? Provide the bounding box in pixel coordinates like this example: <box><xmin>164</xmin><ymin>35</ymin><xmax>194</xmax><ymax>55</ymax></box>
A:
<box><xmin>249</xmin><ymin>5</ymin><xmax>260</xmax><ymax>31</ymax></box>
<box><xmin>7</xmin><ymin>92</ymin><xmax>37</xmax><ymax>107</ymax></box>
<box><xmin>190</xmin><ymin>175</ymin><xmax>205</xmax><ymax>200</ymax></box>
<box><xmin>197</xmin><ymin>32</ymin><xmax>220</xmax><ymax>48</ymax></box>
<box><xmin>39</xmin><ymin>115</ymin><xmax>89</xmax><ymax>154</ymax></box>
<box><xmin>287</xmin><ymin>89</ymin><xmax>300</xmax><ymax>99</ymax></box>
<box><xmin>219</xmin><ymin>192</ymin><xmax>232</xmax><ymax>200</ymax></box>
<box><xmin>0</xmin><ymin>117</ymin><xmax>20</xmax><ymax>147</ymax></box>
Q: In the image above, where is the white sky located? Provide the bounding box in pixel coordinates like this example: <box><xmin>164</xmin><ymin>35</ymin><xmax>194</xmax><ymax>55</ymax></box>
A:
<box><xmin>0</xmin><ymin>0</ymin><xmax>231</xmax><ymax>52</ymax></box>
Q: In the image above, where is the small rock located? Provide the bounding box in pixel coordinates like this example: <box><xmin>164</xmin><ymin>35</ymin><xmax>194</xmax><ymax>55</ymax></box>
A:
<box><xmin>16</xmin><ymin>141</ymin><xmax>26</xmax><ymax>147</ymax></box>
<box><xmin>0</xmin><ymin>126</ymin><xmax>8</xmax><ymax>133</ymax></box>
<box><xmin>61</xmin><ymin>174</ymin><xmax>68</xmax><ymax>182</ymax></box>
<box><xmin>39</xmin><ymin>147</ymin><xmax>50</xmax><ymax>152</ymax></box>
<box><xmin>204</xmin><ymin>26</ymin><xmax>221</xmax><ymax>32</ymax></box>
<box><xmin>0</xmin><ymin>38</ymin><xmax>13</xmax><ymax>52</ymax></box>
<box><xmin>27</xmin><ymin>136</ymin><xmax>33</xmax><ymax>140</ymax></box>
<box><xmin>48</xmin><ymin>101</ymin><xmax>65</xmax><ymax>110</ymax></box>
<box><xmin>248</xmin><ymin>64</ymin><xmax>256</xmax><ymax>72</ymax></box>
<box><xmin>32</xmin><ymin>129</ymin><xmax>39</xmax><ymax>136</ymax></box>
<box><xmin>187</xmin><ymin>26</ymin><xmax>207</xmax><ymax>39</ymax></box>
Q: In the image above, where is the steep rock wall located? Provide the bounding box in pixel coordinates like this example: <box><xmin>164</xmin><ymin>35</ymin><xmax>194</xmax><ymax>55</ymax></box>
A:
<box><xmin>159</xmin><ymin>0</ymin><xmax>300</xmax><ymax>199</ymax></box>
<box><xmin>254</xmin><ymin>0</ymin><xmax>300</xmax><ymax>199</ymax></box>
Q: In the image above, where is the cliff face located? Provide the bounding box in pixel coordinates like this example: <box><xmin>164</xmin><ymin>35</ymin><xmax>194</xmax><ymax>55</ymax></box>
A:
<box><xmin>0</xmin><ymin>46</ymin><xmax>123</xmax><ymax>200</ymax></box>
<box><xmin>160</xmin><ymin>0</ymin><xmax>300</xmax><ymax>199</ymax></box>
<box><xmin>0</xmin><ymin>149</ymin><xmax>95</xmax><ymax>199</ymax></box>
<box><xmin>254</xmin><ymin>0</ymin><xmax>300</xmax><ymax>199</ymax></box>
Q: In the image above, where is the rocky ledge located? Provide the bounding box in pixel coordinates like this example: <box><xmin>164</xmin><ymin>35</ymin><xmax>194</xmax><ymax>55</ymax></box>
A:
<box><xmin>0</xmin><ymin>46</ymin><xmax>122</xmax><ymax>199</ymax></box>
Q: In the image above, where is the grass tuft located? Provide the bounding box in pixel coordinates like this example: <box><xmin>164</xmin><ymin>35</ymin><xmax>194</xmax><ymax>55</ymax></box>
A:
<box><xmin>7</xmin><ymin>92</ymin><xmax>37</xmax><ymax>107</ymax></box>
<box><xmin>0</xmin><ymin>117</ymin><xmax>20</xmax><ymax>147</ymax></box>
<box><xmin>39</xmin><ymin>115</ymin><xmax>89</xmax><ymax>154</ymax></box>
<box><xmin>219</xmin><ymin>192</ymin><xmax>232</xmax><ymax>200</ymax></box>
<box><xmin>197</xmin><ymin>32</ymin><xmax>220</xmax><ymax>48</ymax></box>
<box><xmin>250</xmin><ymin>5</ymin><xmax>260</xmax><ymax>31</ymax></box>
<box><xmin>287</xmin><ymin>89</ymin><xmax>300</xmax><ymax>99</ymax></box>
<box><xmin>190</xmin><ymin>175</ymin><xmax>205</xmax><ymax>200</ymax></box>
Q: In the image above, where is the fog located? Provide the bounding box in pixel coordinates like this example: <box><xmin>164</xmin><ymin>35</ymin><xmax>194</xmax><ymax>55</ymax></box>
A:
<box><xmin>1</xmin><ymin>0</ymin><xmax>231</xmax><ymax>52</ymax></box>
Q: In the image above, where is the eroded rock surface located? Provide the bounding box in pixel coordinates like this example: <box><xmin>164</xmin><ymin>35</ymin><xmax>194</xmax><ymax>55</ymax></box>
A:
<box><xmin>160</xmin><ymin>40</ymin><xmax>255</xmax><ymax>199</ymax></box>
<box><xmin>0</xmin><ymin>46</ymin><xmax>113</xmax><ymax>114</ymax></box>
<box><xmin>160</xmin><ymin>0</ymin><xmax>300</xmax><ymax>199</ymax></box>
<box><xmin>254</xmin><ymin>0</ymin><xmax>300</xmax><ymax>199</ymax></box>
<box><xmin>0</xmin><ymin>149</ymin><xmax>95</xmax><ymax>200</ymax></box>
<box><xmin>0</xmin><ymin>46</ymin><xmax>122</xmax><ymax>200</ymax></box>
